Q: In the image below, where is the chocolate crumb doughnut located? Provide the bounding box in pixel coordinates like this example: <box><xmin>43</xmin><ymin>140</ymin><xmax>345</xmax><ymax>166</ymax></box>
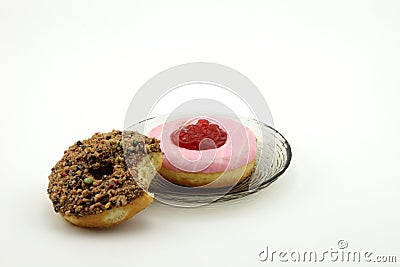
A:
<box><xmin>47</xmin><ymin>130</ymin><xmax>162</xmax><ymax>228</ymax></box>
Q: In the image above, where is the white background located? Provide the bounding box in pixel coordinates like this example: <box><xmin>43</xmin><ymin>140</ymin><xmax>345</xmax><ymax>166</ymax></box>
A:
<box><xmin>1</xmin><ymin>1</ymin><xmax>399</xmax><ymax>266</ymax></box>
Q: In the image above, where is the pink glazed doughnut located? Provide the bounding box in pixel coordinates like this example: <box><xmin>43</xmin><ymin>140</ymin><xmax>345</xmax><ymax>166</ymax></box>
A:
<box><xmin>148</xmin><ymin>116</ymin><xmax>257</xmax><ymax>188</ymax></box>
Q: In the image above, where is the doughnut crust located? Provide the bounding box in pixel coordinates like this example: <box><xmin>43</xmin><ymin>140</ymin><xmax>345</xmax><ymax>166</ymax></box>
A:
<box><xmin>47</xmin><ymin>130</ymin><xmax>162</xmax><ymax>228</ymax></box>
<box><xmin>63</xmin><ymin>191</ymin><xmax>154</xmax><ymax>228</ymax></box>
<box><xmin>158</xmin><ymin>159</ymin><xmax>256</xmax><ymax>188</ymax></box>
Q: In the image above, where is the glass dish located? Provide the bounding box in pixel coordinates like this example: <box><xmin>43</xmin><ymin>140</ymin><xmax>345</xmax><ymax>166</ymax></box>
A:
<box><xmin>126</xmin><ymin>115</ymin><xmax>292</xmax><ymax>207</ymax></box>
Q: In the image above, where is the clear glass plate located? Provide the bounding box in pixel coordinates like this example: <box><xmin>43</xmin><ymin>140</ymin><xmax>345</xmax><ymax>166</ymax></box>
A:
<box><xmin>126</xmin><ymin>115</ymin><xmax>292</xmax><ymax>207</ymax></box>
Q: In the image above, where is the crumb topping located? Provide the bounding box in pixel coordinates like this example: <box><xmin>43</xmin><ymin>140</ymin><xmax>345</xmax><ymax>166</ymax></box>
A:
<box><xmin>47</xmin><ymin>130</ymin><xmax>160</xmax><ymax>217</ymax></box>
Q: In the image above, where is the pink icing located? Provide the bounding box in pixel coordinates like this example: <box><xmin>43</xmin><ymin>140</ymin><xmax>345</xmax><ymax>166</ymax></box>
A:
<box><xmin>148</xmin><ymin>117</ymin><xmax>257</xmax><ymax>173</ymax></box>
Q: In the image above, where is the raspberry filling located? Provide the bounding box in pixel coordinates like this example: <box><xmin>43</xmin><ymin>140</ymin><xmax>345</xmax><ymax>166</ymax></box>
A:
<box><xmin>170</xmin><ymin>119</ymin><xmax>227</xmax><ymax>150</ymax></box>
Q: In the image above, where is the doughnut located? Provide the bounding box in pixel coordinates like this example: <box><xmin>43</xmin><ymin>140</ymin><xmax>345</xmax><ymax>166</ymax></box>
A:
<box><xmin>47</xmin><ymin>130</ymin><xmax>162</xmax><ymax>228</ymax></box>
<box><xmin>149</xmin><ymin>117</ymin><xmax>257</xmax><ymax>188</ymax></box>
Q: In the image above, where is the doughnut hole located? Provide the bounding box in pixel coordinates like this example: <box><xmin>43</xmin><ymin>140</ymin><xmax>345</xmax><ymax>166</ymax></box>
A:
<box><xmin>88</xmin><ymin>162</ymin><xmax>114</xmax><ymax>180</ymax></box>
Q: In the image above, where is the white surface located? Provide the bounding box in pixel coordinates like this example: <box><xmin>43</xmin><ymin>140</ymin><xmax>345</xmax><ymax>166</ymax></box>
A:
<box><xmin>1</xmin><ymin>1</ymin><xmax>399</xmax><ymax>266</ymax></box>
